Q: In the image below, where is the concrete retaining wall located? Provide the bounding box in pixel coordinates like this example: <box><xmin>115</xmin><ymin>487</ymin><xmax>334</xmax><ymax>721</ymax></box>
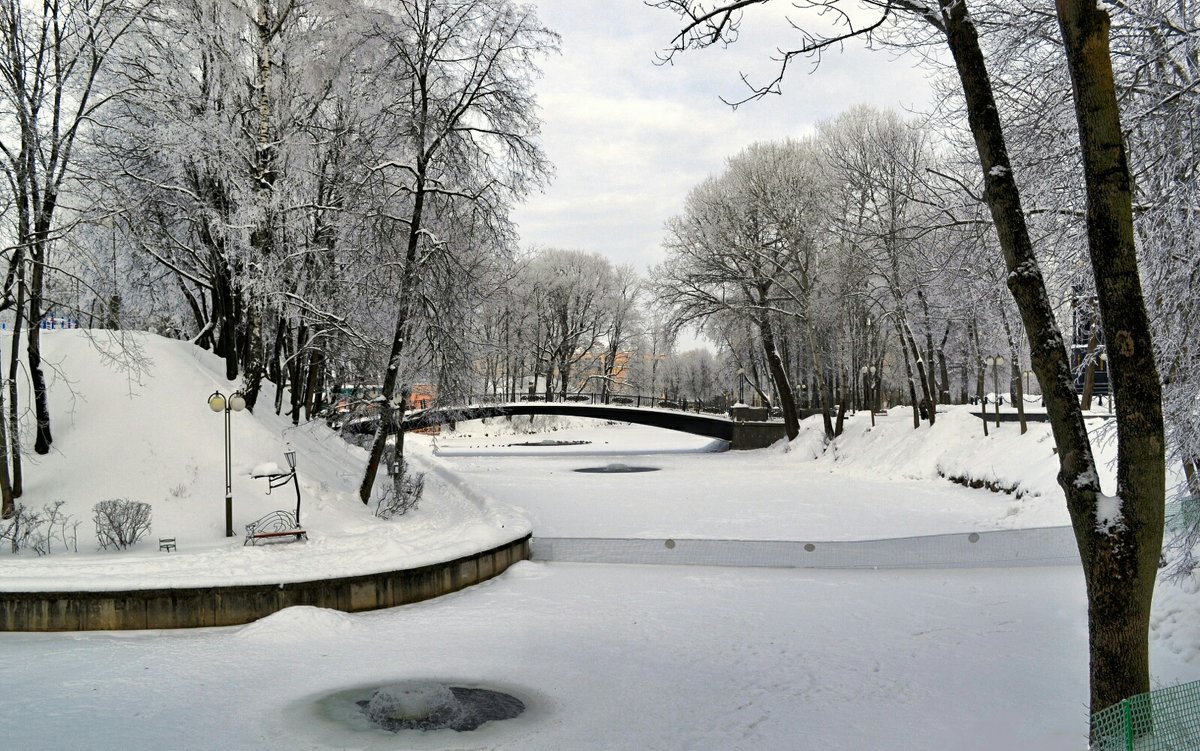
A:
<box><xmin>0</xmin><ymin>534</ymin><xmax>530</xmax><ymax>632</ymax></box>
<box><xmin>730</xmin><ymin>421</ymin><xmax>788</xmax><ymax>450</ymax></box>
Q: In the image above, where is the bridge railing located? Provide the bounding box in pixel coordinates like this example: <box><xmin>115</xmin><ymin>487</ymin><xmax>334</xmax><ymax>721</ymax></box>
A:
<box><xmin>406</xmin><ymin>391</ymin><xmax>739</xmax><ymax>416</ymax></box>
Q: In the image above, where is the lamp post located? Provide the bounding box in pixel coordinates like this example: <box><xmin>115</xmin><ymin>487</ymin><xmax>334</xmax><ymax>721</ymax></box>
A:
<box><xmin>986</xmin><ymin>355</ymin><xmax>1004</xmax><ymax>428</ymax></box>
<box><xmin>737</xmin><ymin>367</ymin><xmax>745</xmax><ymax>405</ymax></box>
<box><xmin>208</xmin><ymin>390</ymin><xmax>246</xmax><ymax>537</ymax></box>
<box><xmin>285</xmin><ymin>446</ymin><xmax>300</xmax><ymax>524</ymax></box>
<box><xmin>262</xmin><ymin>445</ymin><xmax>303</xmax><ymax>525</ymax></box>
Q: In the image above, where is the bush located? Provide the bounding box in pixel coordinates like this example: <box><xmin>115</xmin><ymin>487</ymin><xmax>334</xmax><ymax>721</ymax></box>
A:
<box><xmin>93</xmin><ymin>499</ymin><xmax>152</xmax><ymax>550</ymax></box>
<box><xmin>1</xmin><ymin>501</ymin><xmax>79</xmax><ymax>555</ymax></box>
<box><xmin>376</xmin><ymin>459</ymin><xmax>425</xmax><ymax>520</ymax></box>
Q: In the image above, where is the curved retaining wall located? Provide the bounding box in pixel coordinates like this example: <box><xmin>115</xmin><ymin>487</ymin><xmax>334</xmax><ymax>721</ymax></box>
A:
<box><xmin>0</xmin><ymin>534</ymin><xmax>530</xmax><ymax>632</ymax></box>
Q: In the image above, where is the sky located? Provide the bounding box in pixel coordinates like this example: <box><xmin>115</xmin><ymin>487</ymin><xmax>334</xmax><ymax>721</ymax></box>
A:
<box><xmin>511</xmin><ymin>1</ymin><xmax>937</xmax><ymax>271</ymax></box>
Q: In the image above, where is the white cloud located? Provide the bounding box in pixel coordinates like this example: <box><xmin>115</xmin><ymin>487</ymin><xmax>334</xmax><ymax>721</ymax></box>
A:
<box><xmin>513</xmin><ymin>0</ymin><xmax>935</xmax><ymax>269</ymax></box>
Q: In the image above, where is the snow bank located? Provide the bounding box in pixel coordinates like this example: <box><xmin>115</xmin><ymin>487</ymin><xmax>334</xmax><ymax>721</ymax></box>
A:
<box><xmin>0</xmin><ymin>331</ymin><xmax>527</xmax><ymax>590</ymax></box>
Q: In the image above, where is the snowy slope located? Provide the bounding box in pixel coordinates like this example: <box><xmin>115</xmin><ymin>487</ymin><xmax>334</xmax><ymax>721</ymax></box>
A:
<box><xmin>0</xmin><ymin>330</ymin><xmax>527</xmax><ymax>590</ymax></box>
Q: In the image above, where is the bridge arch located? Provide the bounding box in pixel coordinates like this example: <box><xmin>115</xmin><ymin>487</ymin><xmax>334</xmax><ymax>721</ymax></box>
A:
<box><xmin>400</xmin><ymin>403</ymin><xmax>734</xmax><ymax>441</ymax></box>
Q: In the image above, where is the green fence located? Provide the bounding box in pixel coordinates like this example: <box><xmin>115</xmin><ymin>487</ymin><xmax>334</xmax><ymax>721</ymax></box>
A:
<box><xmin>1091</xmin><ymin>679</ymin><xmax>1200</xmax><ymax>750</ymax></box>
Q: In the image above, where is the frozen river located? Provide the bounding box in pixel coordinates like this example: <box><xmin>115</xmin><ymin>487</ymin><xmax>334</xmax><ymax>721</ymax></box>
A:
<box><xmin>4</xmin><ymin>419</ymin><xmax>1191</xmax><ymax>750</ymax></box>
<box><xmin>421</xmin><ymin>421</ymin><xmax>1072</xmax><ymax>540</ymax></box>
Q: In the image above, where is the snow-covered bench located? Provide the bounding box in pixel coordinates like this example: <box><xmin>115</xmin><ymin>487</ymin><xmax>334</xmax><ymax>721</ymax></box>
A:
<box><xmin>244</xmin><ymin>510</ymin><xmax>307</xmax><ymax>546</ymax></box>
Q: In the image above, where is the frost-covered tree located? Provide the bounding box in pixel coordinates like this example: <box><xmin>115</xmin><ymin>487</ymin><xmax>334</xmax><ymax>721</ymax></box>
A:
<box><xmin>659</xmin><ymin>139</ymin><xmax>829</xmax><ymax>439</ymax></box>
<box><xmin>0</xmin><ymin>0</ymin><xmax>152</xmax><ymax>514</ymax></box>
<box><xmin>653</xmin><ymin>0</ymin><xmax>1165</xmax><ymax>720</ymax></box>
<box><xmin>356</xmin><ymin>0</ymin><xmax>556</xmax><ymax>504</ymax></box>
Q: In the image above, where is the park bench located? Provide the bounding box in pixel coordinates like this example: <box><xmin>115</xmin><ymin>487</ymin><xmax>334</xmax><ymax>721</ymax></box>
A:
<box><xmin>244</xmin><ymin>510</ymin><xmax>307</xmax><ymax>546</ymax></box>
<box><xmin>159</xmin><ymin>537</ymin><xmax>176</xmax><ymax>552</ymax></box>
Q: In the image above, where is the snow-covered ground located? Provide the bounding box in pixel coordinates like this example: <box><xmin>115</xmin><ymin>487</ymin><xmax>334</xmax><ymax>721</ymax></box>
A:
<box><xmin>427</xmin><ymin>414</ymin><xmax>1079</xmax><ymax>540</ymax></box>
<box><xmin>0</xmin><ymin>331</ymin><xmax>526</xmax><ymax>590</ymax></box>
<box><xmin>2</xmin><ymin>332</ymin><xmax>1198</xmax><ymax>749</ymax></box>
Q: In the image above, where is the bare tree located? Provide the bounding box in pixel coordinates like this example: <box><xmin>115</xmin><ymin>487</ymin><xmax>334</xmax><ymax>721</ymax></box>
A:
<box><xmin>652</xmin><ymin>0</ymin><xmax>1166</xmax><ymax>718</ymax></box>
<box><xmin>659</xmin><ymin>140</ymin><xmax>830</xmax><ymax>439</ymax></box>
<box><xmin>356</xmin><ymin>0</ymin><xmax>556</xmax><ymax>504</ymax></box>
<box><xmin>0</xmin><ymin>0</ymin><xmax>149</xmax><ymax>463</ymax></box>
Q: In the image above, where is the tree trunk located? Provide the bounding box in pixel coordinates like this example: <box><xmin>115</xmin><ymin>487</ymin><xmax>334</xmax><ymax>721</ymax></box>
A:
<box><xmin>8</xmin><ymin>254</ymin><xmax>25</xmax><ymax>496</ymax></box>
<box><xmin>241</xmin><ymin>300</ymin><xmax>265</xmax><ymax>411</ymax></box>
<box><xmin>833</xmin><ymin>366</ymin><xmax>848</xmax><ymax>437</ymax></box>
<box><xmin>360</xmin><ymin>167</ymin><xmax>428</xmax><ymax>504</ymax></box>
<box><xmin>1057</xmin><ymin>0</ymin><xmax>1166</xmax><ymax>718</ymax></box>
<box><xmin>970</xmin><ymin>319</ymin><xmax>989</xmax><ymax>438</ymax></box>
<box><xmin>303</xmin><ymin>347</ymin><xmax>322</xmax><ymax>421</ymax></box>
<box><xmin>905</xmin><ymin>323</ymin><xmax>936</xmax><ymax>425</ymax></box>
<box><xmin>272</xmin><ymin>315</ymin><xmax>288</xmax><ymax>416</ymax></box>
<box><xmin>759</xmin><ymin>314</ymin><xmax>799</xmax><ymax>439</ymax></box>
<box><xmin>0</xmin><ymin>342</ymin><xmax>12</xmax><ymax>519</ymax></box>
<box><xmin>999</xmin><ymin>308</ymin><xmax>1027</xmax><ymax>434</ymax></box>
<box><xmin>806</xmin><ymin>325</ymin><xmax>832</xmax><ymax>439</ymax></box>
<box><xmin>27</xmin><ymin>244</ymin><xmax>51</xmax><ymax>455</ymax></box>
<box><xmin>895</xmin><ymin>320</ymin><xmax>920</xmax><ymax>429</ymax></box>
<box><xmin>1081</xmin><ymin>329</ymin><xmax>1098</xmax><ymax>409</ymax></box>
<box><xmin>941</xmin><ymin>0</ymin><xmax>1156</xmax><ymax>720</ymax></box>
<box><xmin>1013</xmin><ymin>360</ymin><xmax>1028</xmax><ymax>435</ymax></box>
<box><xmin>938</xmin><ymin>322</ymin><xmax>953</xmax><ymax>404</ymax></box>
<box><xmin>214</xmin><ymin>271</ymin><xmax>239</xmax><ymax>381</ymax></box>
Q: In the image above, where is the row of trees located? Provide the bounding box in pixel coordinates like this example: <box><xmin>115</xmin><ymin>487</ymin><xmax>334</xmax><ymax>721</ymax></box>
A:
<box><xmin>650</xmin><ymin>0</ymin><xmax>1196</xmax><ymax>729</ymax></box>
<box><xmin>0</xmin><ymin>0</ymin><xmax>558</xmax><ymax>513</ymax></box>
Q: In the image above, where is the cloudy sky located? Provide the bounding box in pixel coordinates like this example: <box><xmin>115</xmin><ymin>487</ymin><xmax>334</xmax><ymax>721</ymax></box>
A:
<box><xmin>511</xmin><ymin>1</ymin><xmax>936</xmax><ymax>270</ymax></box>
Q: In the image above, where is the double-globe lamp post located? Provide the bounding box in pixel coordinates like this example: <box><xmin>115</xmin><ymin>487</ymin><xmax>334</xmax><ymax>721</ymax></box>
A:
<box><xmin>208</xmin><ymin>390</ymin><xmax>246</xmax><ymax>537</ymax></box>
<box><xmin>985</xmin><ymin>355</ymin><xmax>1004</xmax><ymax>428</ymax></box>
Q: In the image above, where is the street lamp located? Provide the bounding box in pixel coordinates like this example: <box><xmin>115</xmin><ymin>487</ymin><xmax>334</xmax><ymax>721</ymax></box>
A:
<box><xmin>985</xmin><ymin>355</ymin><xmax>1004</xmax><ymax>428</ymax></box>
<box><xmin>208</xmin><ymin>390</ymin><xmax>246</xmax><ymax>537</ymax></box>
<box><xmin>267</xmin><ymin>445</ymin><xmax>303</xmax><ymax>525</ymax></box>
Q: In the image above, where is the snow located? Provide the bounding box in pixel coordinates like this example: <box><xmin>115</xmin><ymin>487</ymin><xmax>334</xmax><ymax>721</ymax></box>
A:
<box><xmin>250</xmin><ymin>461</ymin><xmax>285</xmax><ymax>477</ymax></box>
<box><xmin>0</xmin><ymin>331</ymin><xmax>527</xmax><ymax>590</ymax></box>
<box><xmin>1095</xmin><ymin>493</ymin><xmax>1125</xmax><ymax>533</ymax></box>
<box><xmin>1</xmin><ymin>331</ymin><xmax>1197</xmax><ymax>749</ymax></box>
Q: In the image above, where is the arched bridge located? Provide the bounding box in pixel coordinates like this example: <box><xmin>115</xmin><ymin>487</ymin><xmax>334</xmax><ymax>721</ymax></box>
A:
<box><xmin>402</xmin><ymin>402</ymin><xmax>734</xmax><ymax>440</ymax></box>
<box><xmin>338</xmin><ymin>393</ymin><xmax>788</xmax><ymax>449</ymax></box>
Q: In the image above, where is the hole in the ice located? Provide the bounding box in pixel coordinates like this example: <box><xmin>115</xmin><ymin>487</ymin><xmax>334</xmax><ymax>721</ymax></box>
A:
<box><xmin>353</xmin><ymin>681</ymin><xmax>525</xmax><ymax>733</ymax></box>
<box><xmin>573</xmin><ymin>463</ymin><xmax>660</xmax><ymax>473</ymax></box>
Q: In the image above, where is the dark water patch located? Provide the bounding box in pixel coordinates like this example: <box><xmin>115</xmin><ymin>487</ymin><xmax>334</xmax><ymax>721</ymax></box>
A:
<box><xmin>574</xmin><ymin>463</ymin><xmax>660</xmax><ymax>474</ymax></box>
<box><xmin>356</xmin><ymin>682</ymin><xmax>525</xmax><ymax>733</ymax></box>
